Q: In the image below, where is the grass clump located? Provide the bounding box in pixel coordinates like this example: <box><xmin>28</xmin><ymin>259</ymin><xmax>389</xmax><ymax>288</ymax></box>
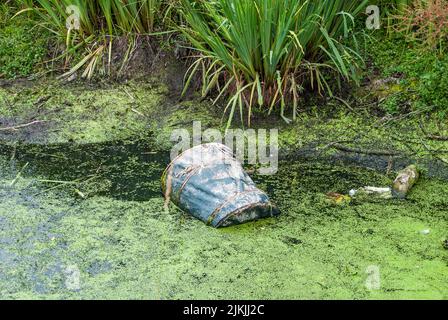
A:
<box><xmin>179</xmin><ymin>0</ymin><xmax>368</xmax><ymax>126</ymax></box>
<box><xmin>16</xmin><ymin>0</ymin><xmax>174</xmax><ymax>79</ymax></box>
<box><xmin>21</xmin><ymin>0</ymin><xmax>168</xmax><ymax>36</ymax></box>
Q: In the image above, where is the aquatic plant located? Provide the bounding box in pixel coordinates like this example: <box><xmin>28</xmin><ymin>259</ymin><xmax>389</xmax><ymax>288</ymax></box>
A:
<box><xmin>179</xmin><ymin>0</ymin><xmax>369</xmax><ymax>127</ymax></box>
<box><xmin>0</xmin><ymin>1</ymin><xmax>48</xmax><ymax>78</ymax></box>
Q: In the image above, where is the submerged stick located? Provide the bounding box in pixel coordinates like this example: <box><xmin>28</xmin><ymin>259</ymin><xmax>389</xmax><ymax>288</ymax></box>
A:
<box><xmin>9</xmin><ymin>162</ymin><xmax>29</xmax><ymax>187</ymax></box>
<box><xmin>0</xmin><ymin>120</ymin><xmax>46</xmax><ymax>131</ymax></box>
<box><xmin>163</xmin><ymin>166</ymin><xmax>173</xmax><ymax>213</ymax></box>
<box><xmin>33</xmin><ymin>175</ymin><xmax>99</xmax><ymax>197</ymax></box>
<box><xmin>427</xmin><ymin>134</ymin><xmax>448</xmax><ymax>142</ymax></box>
<box><xmin>419</xmin><ymin>120</ymin><xmax>448</xmax><ymax>141</ymax></box>
<box><xmin>331</xmin><ymin>143</ymin><xmax>401</xmax><ymax>156</ymax></box>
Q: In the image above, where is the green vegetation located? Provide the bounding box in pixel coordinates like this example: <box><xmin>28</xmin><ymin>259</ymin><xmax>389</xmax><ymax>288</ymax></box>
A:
<box><xmin>1</xmin><ymin>0</ymin><xmax>448</xmax><ymax>301</ymax></box>
<box><xmin>0</xmin><ymin>79</ymin><xmax>220</xmax><ymax>146</ymax></box>
<box><xmin>16</xmin><ymin>0</ymin><xmax>173</xmax><ymax>79</ymax></box>
<box><xmin>1</xmin><ymin>0</ymin><xmax>446</xmax><ymax>120</ymax></box>
<box><xmin>180</xmin><ymin>0</ymin><xmax>368</xmax><ymax>126</ymax></box>
<box><xmin>2</xmin><ymin>78</ymin><xmax>447</xmax><ymax>170</ymax></box>
<box><xmin>0</xmin><ymin>145</ymin><xmax>446</xmax><ymax>299</ymax></box>
<box><xmin>367</xmin><ymin>36</ymin><xmax>448</xmax><ymax>117</ymax></box>
<box><xmin>0</xmin><ymin>2</ymin><xmax>47</xmax><ymax>78</ymax></box>
<box><xmin>3</xmin><ymin>0</ymin><xmax>443</xmax><ymax>121</ymax></box>
<box><xmin>393</xmin><ymin>0</ymin><xmax>448</xmax><ymax>54</ymax></box>
<box><xmin>23</xmin><ymin>0</ymin><xmax>166</xmax><ymax>35</ymax></box>
<box><xmin>376</xmin><ymin>0</ymin><xmax>411</xmax><ymax>11</ymax></box>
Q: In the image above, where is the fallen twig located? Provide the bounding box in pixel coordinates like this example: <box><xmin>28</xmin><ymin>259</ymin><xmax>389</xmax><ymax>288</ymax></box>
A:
<box><xmin>439</xmin><ymin>157</ymin><xmax>448</xmax><ymax>165</ymax></box>
<box><xmin>419</xmin><ymin>120</ymin><xmax>448</xmax><ymax>141</ymax></box>
<box><xmin>33</xmin><ymin>174</ymin><xmax>100</xmax><ymax>197</ymax></box>
<box><xmin>426</xmin><ymin>134</ymin><xmax>448</xmax><ymax>141</ymax></box>
<box><xmin>0</xmin><ymin>120</ymin><xmax>46</xmax><ymax>132</ymax></box>
<box><xmin>131</xmin><ymin>108</ymin><xmax>146</xmax><ymax>117</ymax></box>
<box><xmin>331</xmin><ymin>96</ymin><xmax>355</xmax><ymax>112</ymax></box>
<box><xmin>417</xmin><ymin>135</ymin><xmax>448</xmax><ymax>165</ymax></box>
<box><xmin>331</xmin><ymin>143</ymin><xmax>401</xmax><ymax>156</ymax></box>
<box><xmin>10</xmin><ymin>162</ymin><xmax>29</xmax><ymax>187</ymax></box>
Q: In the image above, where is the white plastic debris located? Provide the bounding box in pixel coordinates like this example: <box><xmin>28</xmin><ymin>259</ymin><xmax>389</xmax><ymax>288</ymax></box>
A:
<box><xmin>349</xmin><ymin>186</ymin><xmax>393</xmax><ymax>199</ymax></box>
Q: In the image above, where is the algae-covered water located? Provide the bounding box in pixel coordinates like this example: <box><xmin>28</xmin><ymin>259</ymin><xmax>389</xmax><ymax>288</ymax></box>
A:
<box><xmin>0</xmin><ymin>139</ymin><xmax>447</xmax><ymax>299</ymax></box>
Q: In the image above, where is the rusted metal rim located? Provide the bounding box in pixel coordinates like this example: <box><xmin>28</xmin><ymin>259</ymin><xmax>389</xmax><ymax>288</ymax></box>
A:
<box><xmin>206</xmin><ymin>189</ymin><xmax>262</xmax><ymax>226</ymax></box>
<box><xmin>215</xmin><ymin>202</ymin><xmax>277</xmax><ymax>228</ymax></box>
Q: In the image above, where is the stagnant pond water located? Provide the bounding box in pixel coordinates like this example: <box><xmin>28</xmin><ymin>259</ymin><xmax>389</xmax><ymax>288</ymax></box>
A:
<box><xmin>0</xmin><ymin>140</ymin><xmax>447</xmax><ymax>299</ymax></box>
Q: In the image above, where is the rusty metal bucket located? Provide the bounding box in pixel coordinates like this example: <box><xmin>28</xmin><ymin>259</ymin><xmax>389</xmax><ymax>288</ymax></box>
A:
<box><xmin>161</xmin><ymin>143</ymin><xmax>279</xmax><ymax>227</ymax></box>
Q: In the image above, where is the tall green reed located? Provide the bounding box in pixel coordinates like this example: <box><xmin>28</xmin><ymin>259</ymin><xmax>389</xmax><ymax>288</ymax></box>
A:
<box><xmin>16</xmin><ymin>0</ymin><xmax>171</xmax><ymax>79</ymax></box>
<box><xmin>180</xmin><ymin>0</ymin><xmax>369</xmax><ymax>126</ymax></box>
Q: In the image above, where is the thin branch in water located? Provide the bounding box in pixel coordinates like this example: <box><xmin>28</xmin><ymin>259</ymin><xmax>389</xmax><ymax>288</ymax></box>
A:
<box><xmin>426</xmin><ymin>134</ymin><xmax>448</xmax><ymax>142</ymax></box>
<box><xmin>0</xmin><ymin>120</ymin><xmax>47</xmax><ymax>132</ymax></box>
<box><xmin>419</xmin><ymin>120</ymin><xmax>448</xmax><ymax>141</ymax></box>
<box><xmin>331</xmin><ymin>143</ymin><xmax>401</xmax><ymax>156</ymax></box>
<box><xmin>10</xmin><ymin>162</ymin><xmax>29</xmax><ymax>187</ymax></box>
